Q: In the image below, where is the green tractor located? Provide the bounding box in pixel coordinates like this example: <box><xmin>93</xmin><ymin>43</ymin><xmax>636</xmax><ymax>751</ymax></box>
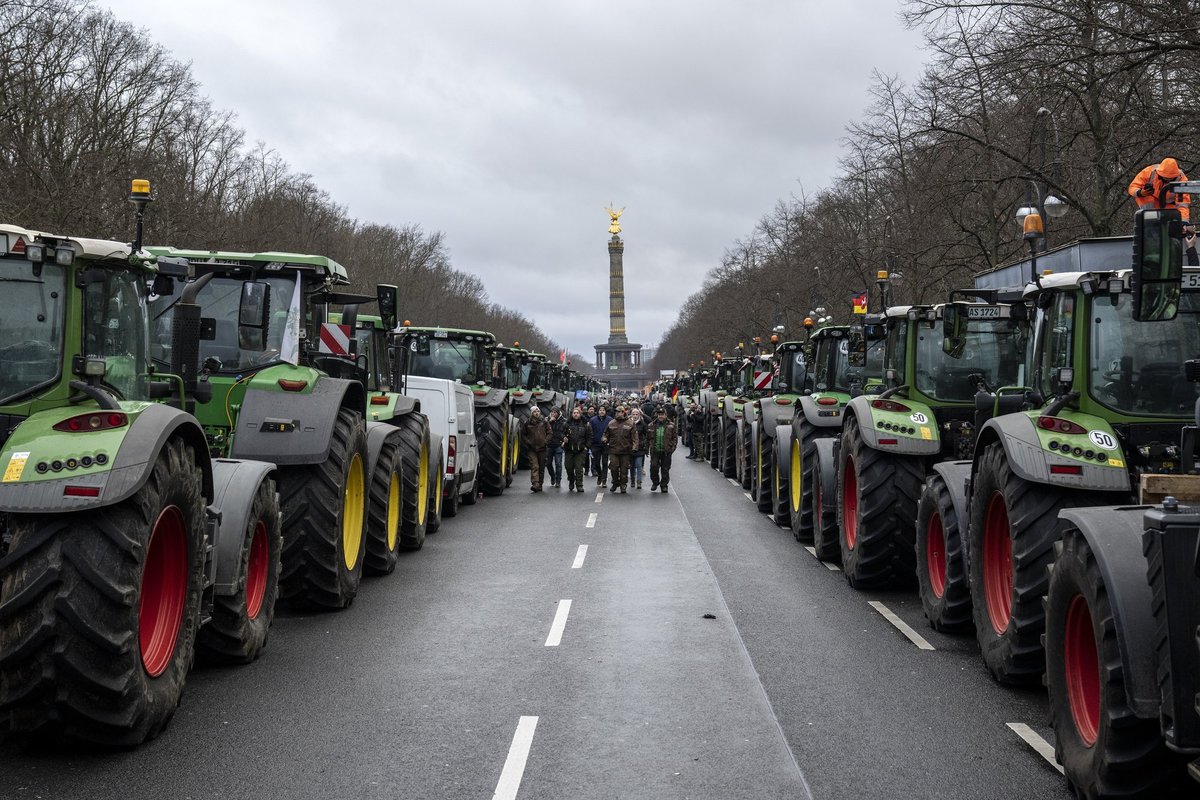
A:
<box><xmin>732</xmin><ymin>343</ymin><xmax>777</xmax><ymax>491</ymax></box>
<box><xmin>703</xmin><ymin>353</ymin><xmax>745</xmax><ymax>474</ymax></box>
<box><xmin>393</xmin><ymin>325</ymin><xmax>515</xmax><ymax>496</ymax></box>
<box><xmin>742</xmin><ymin>336</ymin><xmax>809</xmax><ymax>518</ymax></box>
<box><xmin>146</xmin><ymin>247</ymin><xmax>431</xmax><ymax>607</ymax></box>
<box><xmin>0</xmin><ymin>207</ymin><xmax>282</xmax><ymax>743</ymax></box>
<box><xmin>834</xmin><ymin>293</ymin><xmax>1029</xmax><ymax>591</ymax></box>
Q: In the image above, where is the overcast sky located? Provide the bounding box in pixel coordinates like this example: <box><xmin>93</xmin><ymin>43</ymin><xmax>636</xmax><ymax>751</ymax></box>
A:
<box><xmin>100</xmin><ymin>0</ymin><xmax>928</xmax><ymax>360</ymax></box>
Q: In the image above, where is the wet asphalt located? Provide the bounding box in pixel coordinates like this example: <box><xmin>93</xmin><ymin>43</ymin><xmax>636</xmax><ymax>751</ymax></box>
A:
<box><xmin>0</xmin><ymin>456</ymin><xmax>1071</xmax><ymax>799</ymax></box>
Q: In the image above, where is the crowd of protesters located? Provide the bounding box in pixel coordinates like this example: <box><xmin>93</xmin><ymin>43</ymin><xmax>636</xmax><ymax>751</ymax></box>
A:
<box><xmin>520</xmin><ymin>397</ymin><xmax>707</xmax><ymax>495</ymax></box>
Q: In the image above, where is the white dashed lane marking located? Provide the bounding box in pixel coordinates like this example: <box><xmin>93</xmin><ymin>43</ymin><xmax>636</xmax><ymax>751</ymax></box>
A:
<box><xmin>868</xmin><ymin>601</ymin><xmax>935</xmax><ymax>651</ymax></box>
<box><xmin>545</xmin><ymin>599</ymin><xmax>572</xmax><ymax>647</ymax></box>
<box><xmin>572</xmin><ymin>545</ymin><xmax>588</xmax><ymax>568</ymax></box>
<box><xmin>1006</xmin><ymin>723</ymin><xmax>1065</xmax><ymax>775</ymax></box>
<box><xmin>491</xmin><ymin>716</ymin><xmax>539</xmax><ymax>800</ymax></box>
<box><xmin>586</xmin><ymin>513</ymin><xmax>597</xmax><ymax>528</ymax></box>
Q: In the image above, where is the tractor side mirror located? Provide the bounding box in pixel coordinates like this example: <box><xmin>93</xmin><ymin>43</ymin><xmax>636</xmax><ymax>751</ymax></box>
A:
<box><xmin>942</xmin><ymin>303</ymin><xmax>967</xmax><ymax>358</ymax></box>
<box><xmin>847</xmin><ymin>326</ymin><xmax>866</xmax><ymax>367</ymax></box>
<box><xmin>1131</xmin><ymin>208</ymin><xmax>1184</xmax><ymax>322</ymax></box>
<box><xmin>238</xmin><ymin>281</ymin><xmax>271</xmax><ymax>351</ymax></box>
<box><xmin>377</xmin><ymin>283</ymin><xmax>398</xmax><ymax>331</ymax></box>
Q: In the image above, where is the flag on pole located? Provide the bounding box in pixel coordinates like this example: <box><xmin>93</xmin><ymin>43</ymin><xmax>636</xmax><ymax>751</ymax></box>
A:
<box><xmin>280</xmin><ymin>279</ymin><xmax>302</xmax><ymax>365</ymax></box>
<box><xmin>559</xmin><ymin>349</ymin><xmax>566</xmax><ymax>363</ymax></box>
<box><xmin>852</xmin><ymin>292</ymin><xmax>868</xmax><ymax>315</ymax></box>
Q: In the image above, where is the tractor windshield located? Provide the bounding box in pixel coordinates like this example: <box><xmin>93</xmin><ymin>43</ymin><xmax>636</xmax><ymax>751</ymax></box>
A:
<box><xmin>408</xmin><ymin>338</ymin><xmax>480</xmax><ymax>383</ymax></box>
<box><xmin>82</xmin><ymin>268</ymin><xmax>151</xmax><ymax>401</ymax></box>
<box><xmin>914</xmin><ymin>318</ymin><xmax>1026</xmax><ymax>402</ymax></box>
<box><xmin>818</xmin><ymin>337</ymin><xmax>884</xmax><ymax>394</ymax></box>
<box><xmin>780</xmin><ymin>351</ymin><xmax>807</xmax><ymax>393</ymax></box>
<box><xmin>0</xmin><ymin>259</ymin><xmax>67</xmax><ymax>405</ymax></box>
<box><xmin>1089</xmin><ymin>289</ymin><xmax>1200</xmax><ymax>417</ymax></box>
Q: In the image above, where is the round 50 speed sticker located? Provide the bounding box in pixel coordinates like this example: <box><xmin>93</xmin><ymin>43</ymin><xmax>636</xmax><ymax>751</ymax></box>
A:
<box><xmin>1088</xmin><ymin>430</ymin><xmax>1118</xmax><ymax>450</ymax></box>
<box><xmin>910</xmin><ymin>412</ymin><xmax>928</xmax><ymax>425</ymax></box>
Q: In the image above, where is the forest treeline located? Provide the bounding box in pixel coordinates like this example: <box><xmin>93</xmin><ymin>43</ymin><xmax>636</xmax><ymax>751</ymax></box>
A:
<box><xmin>652</xmin><ymin>0</ymin><xmax>1200</xmax><ymax>372</ymax></box>
<box><xmin>0</xmin><ymin>0</ymin><xmax>584</xmax><ymax>362</ymax></box>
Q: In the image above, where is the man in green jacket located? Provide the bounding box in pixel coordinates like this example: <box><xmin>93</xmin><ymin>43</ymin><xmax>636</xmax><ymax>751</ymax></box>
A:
<box><xmin>646</xmin><ymin>406</ymin><xmax>678</xmax><ymax>493</ymax></box>
<box><xmin>522</xmin><ymin>407</ymin><xmax>552</xmax><ymax>492</ymax></box>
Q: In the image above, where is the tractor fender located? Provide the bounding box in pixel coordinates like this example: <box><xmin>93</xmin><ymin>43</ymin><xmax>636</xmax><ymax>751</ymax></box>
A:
<box><xmin>230</xmin><ymin>377</ymin><xmax>364</xmax><ymax>466</ymax></box>
<box><xmin>0</xmin><ymin>404</ymin><xmax>212</xmax><ymax>513</ymax></box>
<box><xmin>509</xmin><ymin>392</ymin><xmax>533</xmax><ymax>408</ymax></box>
<box><xmin>814</xmin><ymin>436</ymin><xmax>838</xmax><ymax>503</ymax></box>
<box><xmin>775</xmin><ymin>426</ymin><xmax>794</xmax><ymax>484</ymax></box>
<box><xmin>843</xmin><ymin>397</ymin><xmax>941</xmax><ymax>456</ymax></box>
<box><xmin>757</xmin><ymin>401</ymin><xmax>792</xmax><ymax>437</ymax></box>
<box><xmin>1058</xmin><ymin>505</ymin><xmax>1160</xmax><ymax>718</ymax></box>
<box><xmin>365</xmin><ymin>420</ymin><xmax>404</xmax><ymax>479</ymax></box>
<box><xmin>930</xmin><ymin>460</ymin><xmax>972</xmax><ymax>574</ymax></box>
<box><xmin>796</xmin><ymin>395</ymin><xmax>844</xmax><ymax>430</ymax></box>
<box><xmin>209</xmin><ymin>458</ymin><xmax>277</xmax><ymax>595</ymax></box>
<box><xmin>975</xmin><ymin>414</ymin><xmax>1132</xmax><ymax>493</ymax></box>
<box><xmin>472</xmin><ymin>387</ymin><xmax>509</xmax><ymax>409</ymax></box>
<box><xmin>390</xmin><ymin>394</ymin><xmax>420</xmax><ymax>417</ymax></box>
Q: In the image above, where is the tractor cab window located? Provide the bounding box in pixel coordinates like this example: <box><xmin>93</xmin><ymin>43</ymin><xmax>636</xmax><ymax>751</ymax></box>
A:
<box><xmin>1035</xmin><ymin>292</ymin><xmax>1076</xmax><ymax>399</ymax></box>
<box><xmin>0</xmin><ymin>259</ymin><xmax>67</xmax><ymax>404</ymax></box>
<box><xmin>915</xmin><ymin>317</ymin><xmax>1026</xmax><ymax>402</ymax></box>
<box><xmin>407</xmin><ymin>338</ymin><xmax>478</xmax><ymax>383</ymax></box>
<box><xmin>82</xmin><ymin>268</ymin><xmax>150</xmax><ymax>401</ymax></box>
<box><xmin>354</xmin><ymin>328</ymin><xmax>386</xmax><ymax>391</ymax></box>
<box><xmin>1089</xmin><ymin>289</ymin><xmax>1200</xmax><ymax>416</ymax></box>
<box><xmin>885</xmin><ymin>319</ymin><xmax>908</xmax><ymax>381</ymax></box>
<box><xmin>781</xmin><ymin>351</ymin><xmax>808</xmax><ymax>393</ymax></box>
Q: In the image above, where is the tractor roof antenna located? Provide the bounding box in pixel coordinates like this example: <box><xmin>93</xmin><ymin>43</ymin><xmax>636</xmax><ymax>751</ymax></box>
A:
<box><xmin>129</xmin><ymin>179</ymin><xmax>153</xmax><ymax>254</ymax></box>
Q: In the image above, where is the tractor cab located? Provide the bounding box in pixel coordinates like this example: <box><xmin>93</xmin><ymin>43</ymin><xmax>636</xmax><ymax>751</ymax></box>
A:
<box><xmin>392</xmin><ymin>326</ymin><xmax>495</xmax><ymax>388</ymax></box>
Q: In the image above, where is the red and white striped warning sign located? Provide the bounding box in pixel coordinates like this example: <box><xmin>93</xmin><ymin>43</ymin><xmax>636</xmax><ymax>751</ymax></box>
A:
<box><xmin>318</xmin><ymin>323</ymin><xmax>352</xmax><ymax>356</ymax></box>
<box><xmin>753</xmin><ymin>371</ymin><xmax>772</xmax><ymax>391</ymax></box>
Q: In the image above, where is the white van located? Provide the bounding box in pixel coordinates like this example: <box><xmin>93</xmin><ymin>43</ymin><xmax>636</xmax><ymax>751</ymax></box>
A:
<box><xmin>404</xmin><ymin>376</ymin><xmax>479</xmax><ymax>516</ymax></box>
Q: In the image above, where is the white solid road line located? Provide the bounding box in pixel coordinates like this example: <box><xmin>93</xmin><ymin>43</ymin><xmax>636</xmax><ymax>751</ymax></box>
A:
<box><xmin>824</xmin><ymin>562</ymin><xmax>841</xmax><ymax>572</ymax></box>
<box><xmin>868</xmin><ymin>601</ymin><xmax>935</xmax><ymax>651</ymax></box>
<box><xmin>545</xmin><ymin>599</ymin><xmax>572</xmax><ymax>646</ymax></box>
<box><xmin>1006</xmin><ymin>723</ymin><xmax>1065</xmax><ymax>775</ymax></box>
<box><xmin>728</xmin><ymin>478</ymin><xmax>740</xmax><ymax>487</ymax></box>
<box><xmin>572</xmin><ymin>544</ymin><xmax>588</xmax><ymax>568</ymax></box>
<box><xmin>586</xmin><ymin>513</ymin><xmax>597</xmax><ymax>528</ymax></box>
<box><xmin>804</xmin><ymin>546</ymin><xmax>817</xmax><ymax>557</ymax></box>
<box><xmin>744</xmin><ymin>492</ymin><xmax>753</xmax><ymax>501</ymax></box>
<box><xmin>491</xmin><ymin>716</ymin><xmax>539</xmax><ymax>800</ymax></box>
<box><xmin>595</xmin><ymin>492</ymin><xmax>603</xmax><ymax>504</ymax></box>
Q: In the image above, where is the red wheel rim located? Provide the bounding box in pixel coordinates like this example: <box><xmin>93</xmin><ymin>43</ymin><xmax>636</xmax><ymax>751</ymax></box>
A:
<box><xmin>1064</xmin><ymin>594</ymin><xmax>1100</xmax><ymax>746</ymax></box>
<box><xmin>927</xmin><ymin>511</ymin><xmax>947</xmax><ymax>598</ymax></box>
<box><xmin>139</xmin><ymin>505</ymin><xmax>188</xmax><ymax>678</ymax></box>
<box><xmin>245</xmin><ymin>520</ymin><xmax>269</xmax><ymax>620</ymax></box>
<box><xmin>982</xmin><ymin>491</ymin><xmax>1014</xmax><ymax>634</ymax></box>
<box><xmin>843</xmin><ymin>457</ymin><xmax>858</xmax><ymax>549</ymax></box>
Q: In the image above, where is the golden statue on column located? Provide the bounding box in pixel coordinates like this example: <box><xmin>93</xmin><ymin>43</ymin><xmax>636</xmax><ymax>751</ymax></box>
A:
<box><xmin>605</xmin><ymin>204</ymin><xmax>625</xmax><ymax>235</ymax></box>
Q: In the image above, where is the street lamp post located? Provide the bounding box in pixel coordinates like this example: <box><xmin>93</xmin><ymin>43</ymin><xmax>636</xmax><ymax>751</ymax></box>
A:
<box><xmin>1015</xmin><ymin>108</ymin><xmax>1069</xmax><ymax>283</ymax></box>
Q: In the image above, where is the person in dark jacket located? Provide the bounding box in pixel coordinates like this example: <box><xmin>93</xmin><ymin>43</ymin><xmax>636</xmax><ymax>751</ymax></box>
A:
<box><xmin>629</xmin><ymin>407</ymin><xmax>649</xmax><ymax>489</ymax></box>
<box><xmin>563</xmin><ymin>406</ymin><xmax>591</xmax><ymax>492</ymax></box>
<box><xmin>601</xmin><ymin>405</ymin><xmax>638</xmax><ymax>493</ymax></box>
<box><xmin>521</xmin><ymin>407</ymin><xmax>552</xmax><ymax>491</ymax></box>
<box><xmin>686</xmin><ymin>402</ymin><xmax>703</xmax><ymax>459</ymax></box>
<box><xmin>589</xmin><ymin>406</ymin><xmax>611</xmax><ymax>485</ymax></box>
<box><xmin>546</xmin><ymin>407</ymin><xmax>566</xmax><ymax>488</ymax></box>
<box><xmin>646</xmin><ymin>406</ymin><xmax>678</xmax><ymax>492</ymax></box>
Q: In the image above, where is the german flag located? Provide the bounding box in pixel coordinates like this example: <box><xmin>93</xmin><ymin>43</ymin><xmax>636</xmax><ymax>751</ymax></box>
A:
<box><xmin>852</xmin><ymin>292</ymin><xmax>868</xmax><ymax>315</ymax></box>
<box><xmin>671</xmin><ymin>386</ymin><xmax>680</xmax><ymax>400</ymax></box>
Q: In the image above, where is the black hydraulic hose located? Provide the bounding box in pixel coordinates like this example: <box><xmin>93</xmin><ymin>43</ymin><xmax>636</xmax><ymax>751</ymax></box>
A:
<box><xmin>181</xmin><ymin>271</ymin><xmax>216</xmax><ymax>304</ymax></box>
<box><xmin>69</xmin><ymin>381</ymin><xmax>121</xmax><ymax>410</ymax></box>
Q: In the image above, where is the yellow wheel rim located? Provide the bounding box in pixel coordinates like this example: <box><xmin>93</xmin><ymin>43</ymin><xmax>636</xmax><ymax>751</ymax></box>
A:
<box><xmin>512</xmin><ymin>436</ymin><xmax>520</xmax><ymax>472</ymax></box>
<box><xmin>790</xmin><ymin>438</ymin><xmax>802</xmax><ymax>513</ymax></box>
<box><xmin>386</xmin><ymin>470</ymin><xmax>400</xmax><ymax>551</ymax></box>
<box><xmin>417</xmin><ymin>441</ymin><xmax>429</xmax><ymax>525</ymax></box>
<box><xmin>774</xmin><ymin>455</ymin><xmax>780</xmax><ymax>502</ymax></box>
<box><xmin>342</xmin><ymin>453</ymin><xmax>365</xmax><ymax>570</ymax></box>
<box><xmin>500</xmin><ymin>424</ymin><xmax>508</xmax><ymax>475</ymax></box>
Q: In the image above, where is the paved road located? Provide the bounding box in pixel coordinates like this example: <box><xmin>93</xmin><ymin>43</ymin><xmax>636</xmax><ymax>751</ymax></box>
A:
<box><xmin>0</xmin><ymin>457</ymin><xmax>1071</xmax><ymax>799</ymax></box>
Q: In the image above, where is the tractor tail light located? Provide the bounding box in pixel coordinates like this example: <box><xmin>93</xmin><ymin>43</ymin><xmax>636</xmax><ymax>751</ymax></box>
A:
<box><xmin>871</xmin><ymin>399</ymin><xmax>911</xmax><ymax>413</ymax></box>
<box><xmin>63</xmin><ymin>485</ymin><xmax>101</xmax><ymax>497</ymax></box>
<box><xmin>817</xmin><ymin>397</ymin><xmax>839</xmax><ymax>406</ymax></box>
<box><xmin>1050</xmin><ymin>464</ymin><xmax>1083</xmax><ymax>476</ymax></box>
<box><xmin>1037</xmin><ymin>416</ymin><xmax>1087</xmax><ymax>435</ymax></box>
<box><xmin>277</xmin><ymin>379</ymin><xmax>308</xmax><ymax>392</ymax></box>
<box><xmin>370</xmin><ymin>395</ymin><xmax>389</xmax><ymax>405</ymax></box>
<box><xmin>53</xmin><ymin>412</ymin><xmax>128</xmax><ymax>432</ymax></box>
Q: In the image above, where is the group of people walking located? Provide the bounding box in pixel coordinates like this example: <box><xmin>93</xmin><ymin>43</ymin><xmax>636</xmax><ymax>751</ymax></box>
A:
<box><xmin>520</xmin><ymin>402</ymin><xmax>679</xmax><ymax>494</ymax></box>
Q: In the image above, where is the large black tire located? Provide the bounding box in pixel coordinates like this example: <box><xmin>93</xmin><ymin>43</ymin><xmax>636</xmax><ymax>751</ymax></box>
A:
<box><xmin>836</xmin><ymin>416</ymin><xmax>922</xmax><ymax>589</ymax></box>
<box><xmin>721</xmin><ymin>419</ymin><xmax>738</xmax><ymax>479</ymax></box>
<box><xmin>789</xmin><ymin>418</ymin><xmax>820</xmax><ymax>543</ymax></box>
<box><xmin>426</xmin><ymin>450</ymin><xmax>444</xmax><ymax>534</ymax></box>
<box><xmin>707</xmin><ymin>415</ymin><xmax>721</xmax><ymax>470</ymax></box>
<box><xmin>1046</xmin><ymin>528</ymin><xmax>1184</xmax><ymax>798</ymax></box>
<box><xmin>475</xmin><ymin>406</ymin><xmax>508</xmax><ymax>497</ymax></box>
<box><xmin>197</xmin><ymin>477</ymin><xmax>282</xmax><ymax>663</ymax></box>
<box><xmin>278</xmin><ymin>408</ymin><xmax>367</xmax><ymax>609</ymax></box>
<box><xmin>393</xmin><ymin>412</ymin><xmax>432</xmax><ymax>551</ymax></box>
<box><xmin>512</xmin><ymin>403</ymin><xmax>533</xmax><ymax>470</ymax></box>
<box><xmin>363</xmin><ymin>437</ymin><xmax>403</xmax><ymax>576</ymax></box>
<box><xmin>810</xmin><ymin>453</ymin><xmax>841</xmax><ymax>562</ymax></box>
<box><xmin>914</xmin><ymin>476</ymin><xmax>972</xmax><ymax>634</ymax></box>
<box><xmin>753</xmin><ymin>427</ymin><xmax>773</xmax><ymax>513</ymax></box>
<box><xmin>771</xmin><ymin>434</ymin><xmax>791</xmax><ymax>528</ymax></box>
<box><xmin>739</xmin><ymin>422</ymin><xmax>753</xmax><ymax>490</ymax></box>
<box><xmin>0</xmin><ymin>437</ymin><xmax>206</xmax><ymax>745</ymax></box>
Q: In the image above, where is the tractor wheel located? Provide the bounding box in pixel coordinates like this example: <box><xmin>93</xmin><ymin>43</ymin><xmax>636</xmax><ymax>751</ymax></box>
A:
<box><xmin>811</xmin><ymin>454</ymin><xmax>840</xmax><ymax>562</ymax></box>
<box><xmin>789</xmin><ymin>418</ymin><xmax>819</xmax><ymax>543</ymax></box>
<box><xmin>278</xmin><ymin>408</ymin><xmax>368</xmax><ymax>609</ymax></box>
<box><xmin>507</xmin><ymin>419</ymin><xmax>520</xmax><ymax>484</ymax></box>
<box><xmin>914</xmin><ymin>476</ymin><xmax>972</xmax><ymax>634</ymax></box>
<box><xmin>836</xmin><ymin>416</ymin><xmax>921</xmax><ymax>588</ymax></box>
<box><xmin>426</xmin><ymin>451</ymin><xmax>445</xmax><ymax>534</ymax></box>
<box><xmin>0</xmin><ymin>438</ymin><xmax>205</xmax><ymax>745</ymax></box>
<box><xmin>754</xmin><ymin>429</ymin><xmax>773</xmax><ymax>513</ymax></box>
<box><xmin>363</xmin><ymin>437</ymin><xmax>403</xmax><ymax>576</ymax></box>
<box><xmin>721</xmin><ymin>419</ymin><xmax>738</xmax><ymax>479</ymax></box>
<box><xmin>394</xmin><ymin>412</ymin><xmax>432</xmax><ymax>551</ymax></box>
<box><xmin>443</xmin><ymin>474</ymin><xmax>461</xmax><ymax>518</ymax></box>
<box><xmin>708</xmin><ymin>416</ymin><xmax>720</xmax><ymax>470</ymax></box>
<box><xmin>740</xmin><ymin>424</ymin><xmax>753</xmax><ymax>490</ymax></box>
<box><xmin>475</xmin><ymin>406</ymin><xmax>508</xmax><ymax>497</ymax></box>
<box><xmin>1046</xmin><ymin>528</ymin><xmax>1183</xmax><ymax>797</ymax></box>
<box><xmin>771</xmin><ymin>435</ymin><xmax>791</xmax><ymax>528</ymax></box>
<box><xmin>512</xmin><ymin>405</ymin><xmax>532</xmax><ymax>470</ymax></box>
<box><xmin>198</xmin><ymin>477</ymin><xmax>282</xmax><ymax>662</ymax></box>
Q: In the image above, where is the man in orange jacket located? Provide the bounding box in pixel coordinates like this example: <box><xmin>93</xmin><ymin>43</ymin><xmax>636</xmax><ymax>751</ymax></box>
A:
<box><xmin>1129</xmin><ymin>157</ymin><xmax>1191</xmax><ymax>222</ymax></box>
